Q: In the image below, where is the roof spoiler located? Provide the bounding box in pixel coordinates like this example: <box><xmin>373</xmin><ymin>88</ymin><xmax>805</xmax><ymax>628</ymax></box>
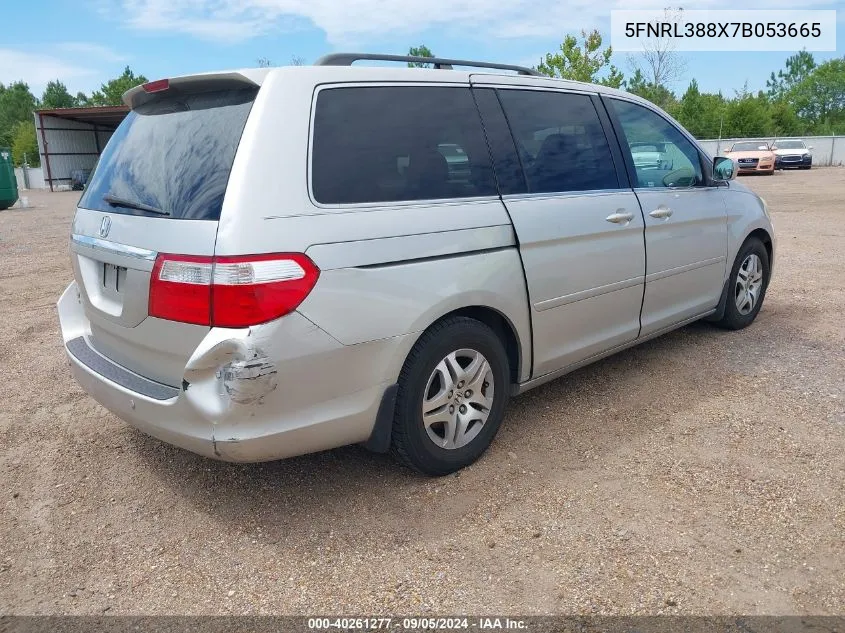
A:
<box><xmin>122</xmin><ymin>71</ymin><xmax>260</xmax><ymax>109</ymax></box>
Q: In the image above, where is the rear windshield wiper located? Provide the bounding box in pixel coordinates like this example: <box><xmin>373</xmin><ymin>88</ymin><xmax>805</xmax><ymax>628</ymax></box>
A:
<box><xmin>103</xmin><ymin>193</ymin><xmax>170</xmax><ymax>216</ymax></box>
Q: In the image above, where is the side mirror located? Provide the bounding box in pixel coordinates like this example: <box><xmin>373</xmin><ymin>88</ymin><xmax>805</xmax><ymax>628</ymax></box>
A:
<box><xmin>713</xmin><ymin>156</ymin><xmax>736</xmax><ymax>182</ymax></box>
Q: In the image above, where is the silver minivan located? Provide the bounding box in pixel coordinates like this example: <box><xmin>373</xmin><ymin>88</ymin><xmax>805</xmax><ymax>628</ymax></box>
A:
<box><xmin>58</xmin><ymin>54</ymin><xmax>775</xmax><ymax>475</ymax></box>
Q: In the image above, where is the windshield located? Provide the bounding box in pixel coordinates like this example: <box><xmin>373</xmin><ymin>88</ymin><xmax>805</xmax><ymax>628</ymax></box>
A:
<box><xmin>775</xmin><ymin>140</ymin><xmax>805</xmax><ymax>149</ymax></box>
<box><xmin>79</xmin><ymin>87</ymin><xmax>257</xmax><ymax>220</ymax></box>
<box><xmin>732</xmin><ymin>142</ymin><xmax>770</xmax><ymax>152</ymax></box>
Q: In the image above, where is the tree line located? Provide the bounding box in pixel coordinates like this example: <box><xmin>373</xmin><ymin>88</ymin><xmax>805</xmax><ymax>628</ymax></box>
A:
<box><xmin>412</xmin><ymin>39</ymin><xmax>845</xmax><ymax>140</ymax></box>
<box><xmin>628</xmin><ymin>49</ymin><xmax>845</xmax><ymax>139</ymax></box>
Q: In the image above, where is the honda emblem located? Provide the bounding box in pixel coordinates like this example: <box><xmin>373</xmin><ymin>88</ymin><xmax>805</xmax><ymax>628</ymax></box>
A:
<box><xmin>99</xmin><ymin>216</ymin><xmax>111</xmax><ymax>238</ymax></box>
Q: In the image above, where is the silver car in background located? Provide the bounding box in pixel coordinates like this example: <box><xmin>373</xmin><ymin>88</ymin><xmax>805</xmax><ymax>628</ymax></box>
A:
<box><xmin>58</xmin><ymin>54</ymin><xmax>775</xmax><ymax>475</ymax></box>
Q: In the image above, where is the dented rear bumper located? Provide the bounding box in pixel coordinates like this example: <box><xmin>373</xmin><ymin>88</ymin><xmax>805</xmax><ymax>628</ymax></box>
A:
<box><xmin>58</xmin><ymin>282</ymin><xmax>407</xmax><ymax>462</ymax></box>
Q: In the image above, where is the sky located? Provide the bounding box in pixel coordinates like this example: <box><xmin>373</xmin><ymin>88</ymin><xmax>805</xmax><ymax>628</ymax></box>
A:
<box><xmin>0</xmin><ymin>0</ymin><xmax>843</xmax><ymax>101</ymax></box>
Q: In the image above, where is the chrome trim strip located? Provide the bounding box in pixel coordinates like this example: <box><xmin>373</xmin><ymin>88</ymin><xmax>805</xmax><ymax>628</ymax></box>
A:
<box><xmin>534</xmin><ymin>276</ymin><xmax>644</xmax><ymax>312</ymax></box>
<box><xmin>71</xmin><ymin>234</ymin><xmax>157</xmax><ymax>261</ymax></box>
<box><xmin>502</xmin><ymin>188</ymin><xmax>634</xmax><ymax>202</ymax></box>
<box><xmin>277</xmin><ymin>195</ymin><xmax>504</xmax><ymax>217</ymax></box>
<box><xmin>645</xmin><ymin>256</ymin><xmax>725</xmax><ymax>283</ymax></box>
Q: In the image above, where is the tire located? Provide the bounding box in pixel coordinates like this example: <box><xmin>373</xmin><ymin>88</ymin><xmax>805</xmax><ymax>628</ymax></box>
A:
<box><xmin>391</xmin><ymin>316</ymin><xmax>510</xmax><ymax>476</ymax></box>
<box><xmin>715</xmin><ymin>237</ymin><xmax>770</xmax><ymax>330</ymax></box>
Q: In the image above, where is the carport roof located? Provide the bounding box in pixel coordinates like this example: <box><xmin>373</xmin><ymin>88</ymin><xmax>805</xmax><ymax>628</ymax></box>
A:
<box><xmin>36</xmin><ymin>105</ymin><xmax>129</xmax><ymax>127</ymax></box>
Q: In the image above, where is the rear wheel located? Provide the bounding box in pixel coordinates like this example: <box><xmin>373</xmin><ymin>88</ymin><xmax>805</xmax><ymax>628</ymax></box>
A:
<box><xmin>391</xmin><ymin>316</ymin><xmax>510</xmax><ymax>476</ymax></box>
<box><xmin>715</xmin><ymin>237</ymin><xmax>770</xmax><ymax>330</ymax></box>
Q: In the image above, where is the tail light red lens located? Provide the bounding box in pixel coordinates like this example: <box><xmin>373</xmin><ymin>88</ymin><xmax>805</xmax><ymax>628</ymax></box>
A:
<box><xmin>211</xmin><ymin>254</ymin><xmax>320</xmax><ymax>327</ymax></box>
<box><xmin>149</xmin><ymin>255</ymin><xmax>213</xmax><ymax>325</ymax></box>
<box><xmin>149</xmin><ymin>253</ymin><xmax>319</xmax><ymax>328</ymax></box>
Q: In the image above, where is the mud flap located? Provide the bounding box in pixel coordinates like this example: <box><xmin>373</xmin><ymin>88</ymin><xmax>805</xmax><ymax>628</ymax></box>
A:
<box><xmin>362</xmin><ymin>383</ymin><xmax>398</xmax><ymax>453</ymax></box>
<box><xmin>704</xmin><ymin>278</ymin><xmax>731</xmax><ymax>323</ymax></box>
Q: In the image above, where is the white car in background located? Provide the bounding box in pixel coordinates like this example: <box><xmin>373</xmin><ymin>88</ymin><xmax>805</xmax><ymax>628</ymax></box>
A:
<box><xmin>630</xmin><ymin>142</ymin><xmax>668</xmax><ymax>170</ymax></box>
<box><xmin>772</xmin><ymin>139</ymin><xmax>813</xmax><ymax>170</ymax></box>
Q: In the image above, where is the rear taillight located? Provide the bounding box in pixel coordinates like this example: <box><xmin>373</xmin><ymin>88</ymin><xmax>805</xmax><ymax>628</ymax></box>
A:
<box><xmin>149</xmin><ymin>253</ymin><xmax>319</xmax><ymax>328</ymax></box>
<box><xmin>211</xmin><ymin>254</ymin><xmax>319</xmax><ymax>327</ymax></box>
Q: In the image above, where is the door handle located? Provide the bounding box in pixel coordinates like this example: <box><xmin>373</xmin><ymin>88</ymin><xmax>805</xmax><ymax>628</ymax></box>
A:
<box><xmin>605</xmin><ymin>211</ymin><xmax>634</xmax><ymax>224</ymax></box>
<box><xmin>649</xmin><ymin>207</ymin><xmax>674</xmax><ymax>219</ymax></box>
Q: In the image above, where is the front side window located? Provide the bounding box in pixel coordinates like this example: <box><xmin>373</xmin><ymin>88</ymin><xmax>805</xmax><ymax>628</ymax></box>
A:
<box><xmin>311</xmin><ymin>87</ymin><xmax>496</xmax><ymax>205</ymax></box>
<box><xmin>610</xmin><ymin>99</ymin><xmax>704</xmax><ymax>189</ymax></box>
<box><xmin>496</xmin><ymin>90</ymin><xmax>619</xmax><ymax>194</ymax></box>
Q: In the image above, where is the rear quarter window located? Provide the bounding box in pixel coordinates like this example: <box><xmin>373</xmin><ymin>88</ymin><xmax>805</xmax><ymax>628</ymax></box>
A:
<box><xmin>311</xmin><ymin>86</ymin><xmax>497</xmax><ymax>205</ymax></box>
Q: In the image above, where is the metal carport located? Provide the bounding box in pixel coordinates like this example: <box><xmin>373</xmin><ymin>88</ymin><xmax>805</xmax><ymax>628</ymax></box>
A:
<box><xmin>33</xmin><ymin>106</ymin><xmax>129</xmax><ymax>192</ymax></box>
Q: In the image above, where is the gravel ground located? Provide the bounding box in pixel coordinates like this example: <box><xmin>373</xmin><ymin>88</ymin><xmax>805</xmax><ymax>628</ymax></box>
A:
<box><xmin>1</xmin><ymin>169</ymin><xmax>843</xmax><ymax>616</ymax></box>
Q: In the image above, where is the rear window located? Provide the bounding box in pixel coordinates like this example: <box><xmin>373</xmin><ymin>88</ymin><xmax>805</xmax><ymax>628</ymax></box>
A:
<box><xmin>79</xmin><ymin>88</ymin><xmax>257</xmax><ymax>220</ymax></box>
<box><xmin>311</xmin><ymin>86</ymin><xmax>497</xmax><ymax>205</ymax></box>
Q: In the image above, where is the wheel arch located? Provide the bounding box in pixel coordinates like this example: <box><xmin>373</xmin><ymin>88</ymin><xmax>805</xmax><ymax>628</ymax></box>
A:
<box><xmin>440</xmin><ymin>305</ymin><xmax>524</xmax><ymax>386</ymax></box>
<box><xmin>401</xmin><ymin>305</ymin><xmax>525</xmax><ymax>387</ymax></box>
<box><xmin>364</xmin><ymin>304</ymin><xmax>525</xmax><ymax>455</ymax></box>
<box><xmin>747</xmin><ymin>228</ymin><xmax>773</xmax><ymax>278</ymax></box>
<box><xmin>708</xmin><ymin>227</ymin><xmax>774</xmax><ymax>324</ymax></box>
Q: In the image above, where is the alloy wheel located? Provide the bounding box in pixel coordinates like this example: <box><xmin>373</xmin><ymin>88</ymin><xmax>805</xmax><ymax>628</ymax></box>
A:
<box><xmin>421</xmin><ymin>348</ymin><xmax>495</xmax><ymax>450</ymax></box>
<box><xmin>735</xmin><ymin>253</ymin><xmax>764</xmax><ymax>315</ymax></box>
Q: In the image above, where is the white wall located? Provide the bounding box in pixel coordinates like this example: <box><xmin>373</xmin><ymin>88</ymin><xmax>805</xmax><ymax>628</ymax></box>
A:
<box><xmin>14</xmin><ymin>166</ymin><xmax>46</xmax><ymax>190</ymax></box>
<box><xmin>33</xmin><ymin>113</ymin><xmax>115</xmax><ymax>190</ymax></box>
<box><xmin>698</xmin><ymin>136</ymin><xmax>845</xmax><ymax>166</ymax></box>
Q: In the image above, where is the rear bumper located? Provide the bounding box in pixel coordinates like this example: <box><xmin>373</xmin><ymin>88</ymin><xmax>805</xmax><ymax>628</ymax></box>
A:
<box><xmin>65</xmin><ymin>336</ymin><xmax>219</xmax><ymax>458</ymax></box>
<box><xmin>58</xmin><ymin>282</ymin><xmax>408</xmax><ymax>462</ymax></box>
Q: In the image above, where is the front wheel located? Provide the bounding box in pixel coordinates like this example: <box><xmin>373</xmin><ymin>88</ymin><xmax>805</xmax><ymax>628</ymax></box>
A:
<box><xmin>390</xmin><ymin>316</ymin><xmax>510</xmax><ymax>476</ymax></box>
<box><xmin>715</xmin><ymin>238</ymin><xmax>770</xmax><ymax>330</ymax></box>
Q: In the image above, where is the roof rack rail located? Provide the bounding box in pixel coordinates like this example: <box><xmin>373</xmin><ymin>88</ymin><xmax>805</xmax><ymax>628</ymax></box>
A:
<box><xmin>313</xmin><ymin>53</ymin><xmax>541</xmax><ymax>76</ymax></box>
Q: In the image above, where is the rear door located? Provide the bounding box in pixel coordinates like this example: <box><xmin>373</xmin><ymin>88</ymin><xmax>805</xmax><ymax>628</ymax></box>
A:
<box><xmin>70</xmin><ymin>77</ymin><xmax>258</xmax><ymax>386</ymax></box>
<box><xmin>605</xmin><ymin>97</ymin><xmax>728</xmax><ymax>336</ymax></box>
<box><xmin>473</xmin><ymin>84</ymin><xmax>646</xmax><ymax>378</ymax></box>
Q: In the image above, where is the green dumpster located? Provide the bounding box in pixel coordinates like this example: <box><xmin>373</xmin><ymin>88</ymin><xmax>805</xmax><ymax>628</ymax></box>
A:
<box><xmin>0</xmin><ymin>148</ymin><xmax>18</xmax><ymax>210</ymax></box>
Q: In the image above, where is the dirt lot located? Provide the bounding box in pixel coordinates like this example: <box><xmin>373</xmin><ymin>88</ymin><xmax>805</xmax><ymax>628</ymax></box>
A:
<box><xmin>1</xmin><ymin>170</ymin><xmax>843</xmax><ymax>616</ymax></box>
